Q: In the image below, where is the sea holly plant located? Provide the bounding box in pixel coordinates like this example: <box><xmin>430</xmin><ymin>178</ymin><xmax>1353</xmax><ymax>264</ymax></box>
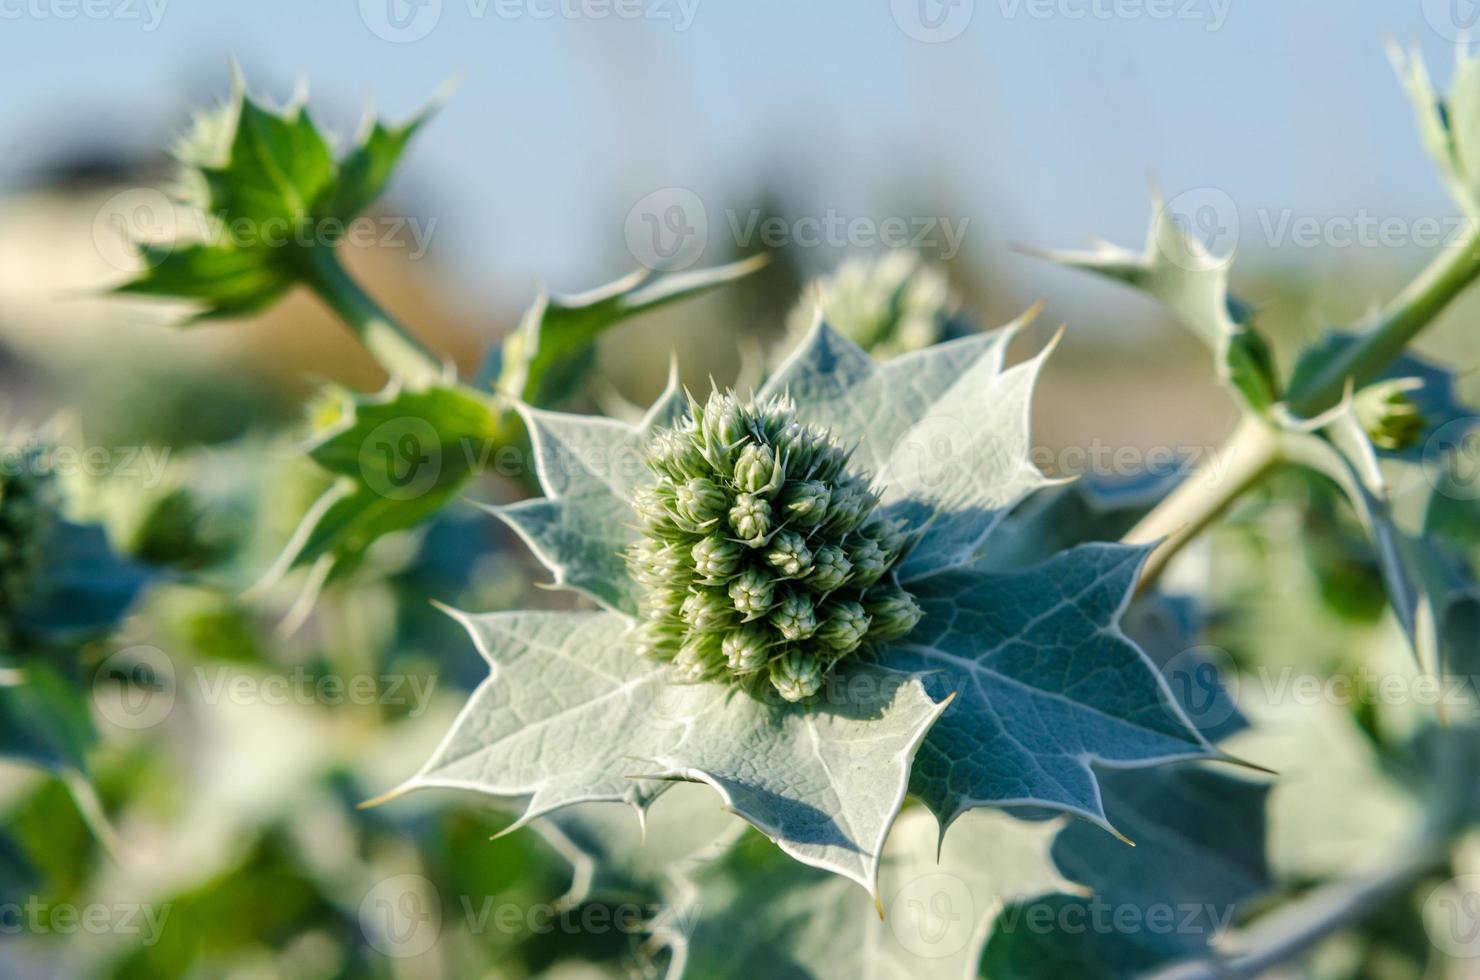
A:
<box><xmin>82</xmin><ymin>42</ymin><xmax>1480</xmax><ymax>980</ymax></box>
<box><xmin>379</xmin><ymin>309</ymin><xmax>1219</xmax><ymax>901</ymax></box>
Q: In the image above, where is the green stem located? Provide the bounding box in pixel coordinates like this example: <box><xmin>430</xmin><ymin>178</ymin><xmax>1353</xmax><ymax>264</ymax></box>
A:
<box><xmin>1288</xmin><ymin>224</ymin><xmax>1480</xmax><ymax>417</ymax></box>
<box><xmin>296</xmin><ymin>245</ymin><xmax>444</xmax><ymax>385</ymax></box>
<box><xmin>1124</xmin><ymin>416</ymin><xmax>1280</xmax><ymax>593</ymax></box>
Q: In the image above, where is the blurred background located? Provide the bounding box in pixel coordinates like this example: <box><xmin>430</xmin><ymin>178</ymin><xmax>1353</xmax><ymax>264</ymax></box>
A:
<box><xmin>2</xmin><ymin>2</ymin><xmax>1480</xmax><ymax>977</ymax></box>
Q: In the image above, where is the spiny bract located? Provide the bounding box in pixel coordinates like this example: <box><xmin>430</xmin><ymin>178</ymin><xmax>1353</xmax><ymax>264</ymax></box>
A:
<box><xmin>627</xmin><ymin>390</ymin><xmax>922</xmax><ymax>702</ymax></box>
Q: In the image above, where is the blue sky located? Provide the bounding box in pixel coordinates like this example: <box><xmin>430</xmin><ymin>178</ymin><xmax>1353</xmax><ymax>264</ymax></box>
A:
<box><xmin>0</xmin><ymin>1</ymin><xmax>1470</xmax><ymax>320</ymax></box>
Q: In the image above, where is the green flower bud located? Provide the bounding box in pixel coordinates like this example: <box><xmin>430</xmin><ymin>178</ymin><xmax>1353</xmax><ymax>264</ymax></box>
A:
<box><xmin>681</xmin><ymin>589</ymin><xmax>735</xmax><ymax>632</ymax></box>
<box><xmin>781</xmin><ymin>480</ymin><xmax>831</xmax><ymax>527</ymax></box>
<box><xmin>629</xmin><ymin>388</ymin><xmax>921</xmax><ymax>696</ymax></box>
<box><xmin>769</xmin><ymin>651</ymin><xmax>823</xmax><ymax>702</ymax></box>
<box><xmin>807</xmin><ymin>544</ymin><xmax>853</xmax><ymax>591</ymax></box>
<box><xmin>729</xmin><ymin>568</ymin><xmax>775</xmax><ymax>619</ymax></box>
<box><xmin>817</xmin><ymin>600</ymin><xmax>871</xmax><ymax>654</ymax></box>
<box><xmin>766</xmin><ymin>531</ymin><xmax>813</xmax><ymax>577</ymax></box>
<box><xmin>673</xmin><ymin>635</ymin><xmax>723</xmax><ymax>682</ymax></box>
<box><xmin>771</xmin><ymin>591</ymin><xmax>819</xmax><ymax>641</ymax></box>
<box><xmin>824</xmin><ymin>477</ymin><xmax>876</xmax><ymax>535</ymax></box>
<box><xmin>700</xmin><ymin>390</ymin><xmax>749</xmax><ymax>457</ymax></box>
<box><xmin>847</xmin><ymin>536</ymin><xmax>890</xmax><ymax>587</ymax></box>
<box><xmin>633</xmin><ymin>618</ymin><xmax>683</xmax><ymax>661</ymax></box>
<box><xmin>866</xmin><ymin>586</ymin><xmax>924</xmax><ymax>642</ymax></box>
<box><xmin>734</xmin><ymin>444</ymin><xmax>782</xmax><ymax>496</ymax></box>
<box><xmin>675</xmin><ymin>477</ymin><xmax>728</xmax><ymax>526</ymax></box>
<box><xmin>691</xmin><ymin>536</ymin><xmax>742</xmax><ymax>583</ymax></box>
<box><xmin>722</xmin><ymin>626</ymin><xmax>772</xmax><ymax>673</ymax></box>
<box><xmin>729</xmin><ymin>493</ymin><xmax>772</xmax><ymax>547</ymax></box>
<box><xmin>1354</xmin><ymin>378</ymin><xmax>1426</xmax><ymax>452</ymax></box>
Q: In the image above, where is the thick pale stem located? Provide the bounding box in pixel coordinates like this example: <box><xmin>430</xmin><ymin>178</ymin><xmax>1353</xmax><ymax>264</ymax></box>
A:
<box><xmin>1149</xmin><ymin>833</ymin><xmax>1449</xmax><ymax>980</ymax></box>
<box><xmin>1124</xmin><ymin>416</ymin><xmax>1279</xmax><ymax>592</ymax></box>
<box><xmin>1288</xmin><ymin>225</ymin><xmax>1480</xmax><ymax>417</ymax></box>
<box><xmin>297</xmin><ymin>245</ymin><xmax>444</xmax><ymax>385</ymax></box>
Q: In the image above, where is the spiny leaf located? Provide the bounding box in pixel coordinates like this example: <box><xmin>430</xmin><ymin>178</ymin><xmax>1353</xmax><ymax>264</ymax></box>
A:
<box><xmin>484</xmin><ymin>255</ymin><xmax>769</xmax><ymax>408</ymax></box>
<box><xmin>116</xmin><ymin>73</ymin><xmax>438</xmax><ymax>320</ymax></box>
<box><xmin>885</xmin><ymin>544</ymin><xmax>1215</xmax><ymax>833</ymax></box>
<box><xmin>382</xmin><ymin>609</ymin><xmax>947</xmax><ymax>897</ymax></box>
<box><xmin>1040</xmin><ymin>194</ymin><xmax>1279</xmax><ymax>411</ymax></box>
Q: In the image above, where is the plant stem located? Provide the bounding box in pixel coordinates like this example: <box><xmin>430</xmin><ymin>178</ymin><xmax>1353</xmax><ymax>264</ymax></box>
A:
<box><xmin>1149</xmin><ymin>832</ymin><xmax>1450</xmax><ymax>980</ymax></box>
<box><xmin>1287</xmin><ymin>224</ymin><xmax>1480</xmax><ymax>417</ymax></box>
<box><xmin>296</xmin><ymin>245</ymin><xmax>444</xmax><ymax>385</ymax></box>
<box><xmin>1124</xmin><ymin>416</ymin><xmax>1280</xmax><ymax>592</ymax></box>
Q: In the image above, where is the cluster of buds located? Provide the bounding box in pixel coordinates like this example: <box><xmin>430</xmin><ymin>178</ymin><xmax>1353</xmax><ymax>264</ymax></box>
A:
<box><xmin>0</xmin><ymin>449</ymin><xmax>55</xmax><ymax>649</ymax></box>
<box><xmin>1353</xmin><ymin>378</ymin><xmax>1426</xmax><ymax>452</ymax></box>
<box><xmin>627</xmin><ymin>390</ymin><xmax>923</xmax><ymax>702</ymax></box>
<box><xmin>785</xmin><ymin>251</ymin><xmax>960</xmax><ymax>360</ymax></box>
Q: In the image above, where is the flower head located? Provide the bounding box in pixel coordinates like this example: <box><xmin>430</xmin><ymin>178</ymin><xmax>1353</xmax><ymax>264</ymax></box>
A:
<box><xmin>626</xmin><ymin>390</ymin><xmax>918</xmax><ymax>701</ymax></box>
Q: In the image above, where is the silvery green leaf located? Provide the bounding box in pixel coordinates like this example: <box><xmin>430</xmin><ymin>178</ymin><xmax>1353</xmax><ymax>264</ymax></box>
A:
<box><xmin>1040</xmin><ymin>195</ymin><xmax>1278</xmax><ymax>410</ymax></box>
<box><xmin>983</xmin><ymin>764</ymin><xmax>1271</xmax><ymax>979</ymax></box>
<box><xmin>762</xmin><ymin>314</ymin><xmax>1054</xmax><ymax>576</ymax></box>
<box><xmin>486</xmin><ymin>367</ymin><xmax>688</xmax><ymax>616</ymax></box>
<box><xmin>657</xmin><ymin>807</ymin><xmax>1069</xmax><ymax>980</ymax></box>
<box><xmin>384</xmin><ymin>609</ymin><xmax>947</xmax><ymax>896</ymax></box>
<box><xmin>883</xmin><ymin>543</ymin><xmax>1215</xmax><ymax>832</ymax></box>
<box><xmin>484</xmin><ymin>256</ymin><xmax>768</xmax><ymax>408</ymax></box>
